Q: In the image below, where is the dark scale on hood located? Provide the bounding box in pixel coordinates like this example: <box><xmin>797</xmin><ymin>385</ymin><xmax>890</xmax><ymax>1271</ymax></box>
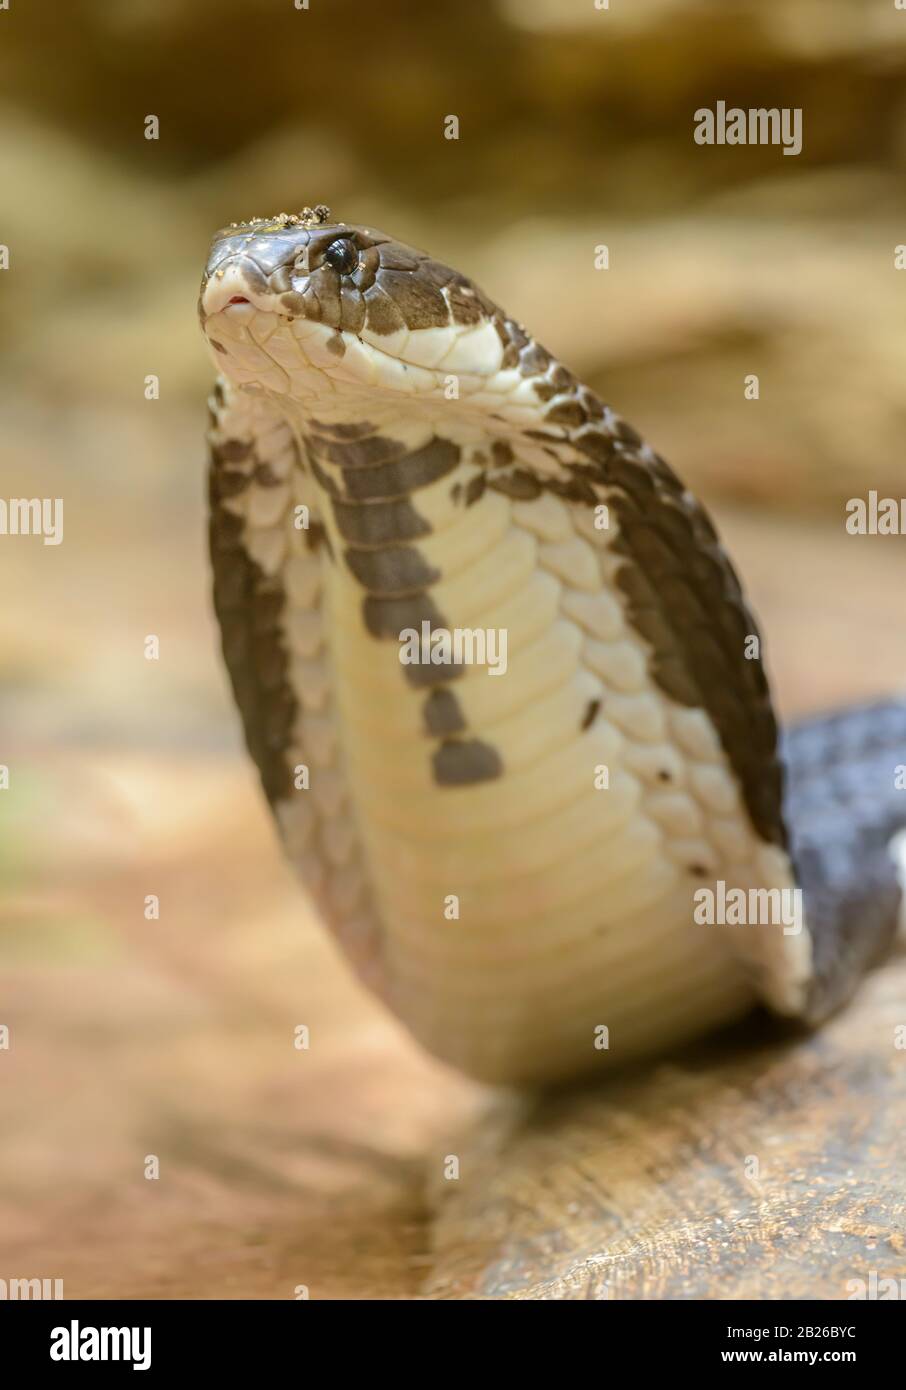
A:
<box><xmin>512</xmin><ymin>402</ymin><xmax>788</xmax><ymax>850</ymax></box>
<box><xmin>433</xmin><ymin>738</ymin><xmax>503</xmax><ymax>787</ymax></box>
<box><xmin>208</xmin><ymin>492</ymin><xmax>297</xmax><ymax>803</ymax></box>
<box><xmin>301</xmin><ymin>409</ymin><xmax>503</xmax><ymax>785</ymax></box>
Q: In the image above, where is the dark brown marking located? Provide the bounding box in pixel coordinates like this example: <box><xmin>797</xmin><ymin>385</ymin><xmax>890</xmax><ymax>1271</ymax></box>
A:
<box><xmin>345</xmin><ymin>546</ymin><xmax>440</xmax><ymax>596</ymax></box>
<box><xmin>377</xmin><ymin>245</ymin><xmax>420</xmax><ymax>272</ymax></box>
<box><xmin>432</xmin><ymin>738</ymin><xmax>503</xmax><ymax>786</ymax></box>
<box><xmin>311</xmin><ymin>265</ymin><xmax>341</xmax><ymax>327</ymax></box>
<box><xmin>280</xmin><ymin>290</ymin><xmax>311</xmax><ymax>318</ymax></box>
<box><xmin>550</xmin><ymin>365</ymin><xmax>575</xmax><ymax>391</ymax></box>
<box><xmin>309</xmin><ymin>419</ymin><xmax>375</xmax><ymax>440</ymax></box>
<box><xmin>524</xmin><ymin>428</ymin><xmax>564</xmax><ymax>444</ymax></box>
<box><xmin>581</xmin><ymin>698</ymin><xmax>601</xmax><ymax>731</ymax></box>
<box><xmin>314</xmin><ymin>434</ymin><xmax>406</xmax><ymax>469</ymax></box>
<box><xmin>615</xmin><ymin>419</ymin><xmax>643</xmax><ymax>447</ymax></box>
<box><xmin>210</xmin><ymin>468</ymin><xmax>251</xmax><ymax>501</ymax></box>
<box><xmin>422</xmin><ymin>689</ymin><xmax>467</xmax><ymax>737</ymax></box>
<box><xmin>305</xmin><ymin>520</ymin><xmax>333</xmax><ymax>558</ymax></box>
<box><xmin>491</xmin><ymin>440</ymin><xmax>514</xmax><ymax>468</ymax></box>
<box><xmin>208</xmin><ymin>487</ymin><xmax>295</xmax><ymax>803</ymax></box>
<box><xmin>214</xmin><ymin>438</ymin><xmax>252</xmax><ymax>462</ymax></box>
<box><xmin>326</xmin><ymin>333</ymin><xmax>346</xmax><ymax>357</ymax></box>
<box><xmin>338</xmin><ymin>437</ymin><xmax>460</xmax><ymax>501</ymax></box>
<box><xmin>488</xmin><ymin>470</ymin><xmax>542</xmax><ymax>500</ymax></box>
<box><xmin>331</xmin><ymin>496</ymin><xmax>431</xmax><ymax>547</ymax></box>
<box><xmin>363</xmin><ymin>593</ymin><xmax>464</xmax><ymax>689</ymax></box>
<box><xmin>447</xmin><ymin>283</ymin><xmax>484</xmax><ymax>325</ymax></box>
<box><xmin>575</xmin><ymin>430</ymin><xmax>619</xmax><ymax>463</ymax></box>
<box><xmin>364</xmin><ymin>286</ymin><xmax>406</xmax><ymax>335</ymax></box>
<box><xmin>254</xmin><ymin>463</ymin><xmax>282</xmax><ymax>488</ymax></box>
<box><xmin>545</xmin><ymin>472</ymin><xmax>599</xmax><ymax>507</ymax></box>
<box><xmin>362</xmin><ymin>592</ymin><xmax>444</xmax><ymax>640</ymax></box>
<box><xmin>545</xmin><ymin>400</ymin><xmax>588</xmax><ymax>429</ymax></box>
<box><xmin>494</xmin><ymin>317</ymin><xmax>525</xmax><ymax>370</ymax></box>
<box><xmin>519</xmin><ymin>343</ymin><xmax>552</xmax><ymax>377</ymax></box>
<box><xmin>339</xmin><ymin>282</ymin><xmax>366</xmax><ymax>334</ymax></box>
<box><xmin>465</xmin><ymin>473</ymin><xmax>486</xmax><ymax>507</ymax></box>
<box><xmin>355</xmin><ymin>243</ymin><xmax>382</xmax><ymax>291</ymax></box>
<box><xmin>506</xmin><ymin>319</ymin><xmax>529</xmax><ymax>352</ymax></box>
<box><xmin>377</xmin><ymin>268</ymin><xmax>450</xmax><ymax>329</ymax></box>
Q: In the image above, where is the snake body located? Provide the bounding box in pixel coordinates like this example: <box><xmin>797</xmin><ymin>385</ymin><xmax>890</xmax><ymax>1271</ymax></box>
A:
<box><xmin>199</xmin><ymin>207</ymin><xmax>905</xmax><ymax>1084</ymax></box>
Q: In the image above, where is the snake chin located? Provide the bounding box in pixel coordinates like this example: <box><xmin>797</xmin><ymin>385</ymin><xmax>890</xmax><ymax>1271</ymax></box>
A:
<box><xmin>204</xmin><ymin>302</ymin><xmax>508</xmax><ymax>410</ymax></box>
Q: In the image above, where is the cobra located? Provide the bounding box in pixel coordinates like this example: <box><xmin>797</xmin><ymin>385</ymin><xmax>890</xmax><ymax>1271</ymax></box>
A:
<box><xmin>199</xmin><ymin>206</ymin><xmax>906</xmax><ymax>1085</ymax></box>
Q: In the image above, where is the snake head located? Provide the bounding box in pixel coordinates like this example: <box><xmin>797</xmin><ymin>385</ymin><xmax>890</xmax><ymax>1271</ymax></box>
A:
<box><xmin>199</xmin><ymin>213</ymin><xmax>513</xmax><ymax>402</ymax></box>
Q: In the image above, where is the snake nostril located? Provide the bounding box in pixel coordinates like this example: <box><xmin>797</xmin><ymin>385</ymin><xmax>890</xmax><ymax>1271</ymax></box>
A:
<box><xmin>228</xmin><ymin>295</ymin><xmax>250</xmax><ymax>305</ymax></box>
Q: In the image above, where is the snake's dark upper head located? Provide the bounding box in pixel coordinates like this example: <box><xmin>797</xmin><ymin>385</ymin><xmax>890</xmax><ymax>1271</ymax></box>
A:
<box><xmin>199</xmin><ymin>209</ymin><xmax>512</xmax><ymax>397</ymax></box>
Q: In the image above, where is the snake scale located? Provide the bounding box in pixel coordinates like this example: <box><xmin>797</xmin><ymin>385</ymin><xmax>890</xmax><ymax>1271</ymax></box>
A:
<box><xmin>199</xmin><ymin>206</ymin><xmax>906</xmax><ymax>1084</ymax></box>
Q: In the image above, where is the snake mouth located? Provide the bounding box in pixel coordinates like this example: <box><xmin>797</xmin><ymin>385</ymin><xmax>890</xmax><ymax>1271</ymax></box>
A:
<box><xmin>201</xmin><ymin>260</ymin><xmax>276</xmax><ymax>319</ymax></box>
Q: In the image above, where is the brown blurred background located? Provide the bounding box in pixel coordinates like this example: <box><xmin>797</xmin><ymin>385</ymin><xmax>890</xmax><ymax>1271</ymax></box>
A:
<box><xmin>0</xmin><ymin>0</ymin><xmax>904</xmax><ymax>1298</ymax></box>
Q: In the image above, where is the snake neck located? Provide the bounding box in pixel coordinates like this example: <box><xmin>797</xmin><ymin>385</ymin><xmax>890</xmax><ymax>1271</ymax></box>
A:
<box><xmin>208</xmin><ymin>370</ymin><xmax>814</xmax><ymax>1083</ymax></box>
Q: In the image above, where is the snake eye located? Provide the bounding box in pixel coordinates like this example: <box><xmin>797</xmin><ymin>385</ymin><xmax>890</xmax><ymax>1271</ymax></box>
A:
<box><xmin>323</xmin><ymin>237</ymin><xmax>358</xmax><ymax>275</ymax></box>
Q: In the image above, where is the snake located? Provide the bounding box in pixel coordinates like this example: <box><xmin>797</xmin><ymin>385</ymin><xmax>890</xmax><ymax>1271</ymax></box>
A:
<box><xmin>198</xmin><ymin>205</ymin><xmax>906</xmax><ymax>1085</ymax></box>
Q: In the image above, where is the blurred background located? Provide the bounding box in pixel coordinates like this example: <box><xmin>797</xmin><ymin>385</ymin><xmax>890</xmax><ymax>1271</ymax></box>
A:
<box><xmin>0</xmin><ymin>0</ymin><xmax>904</xmax><ymax>1297</ymax></box>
